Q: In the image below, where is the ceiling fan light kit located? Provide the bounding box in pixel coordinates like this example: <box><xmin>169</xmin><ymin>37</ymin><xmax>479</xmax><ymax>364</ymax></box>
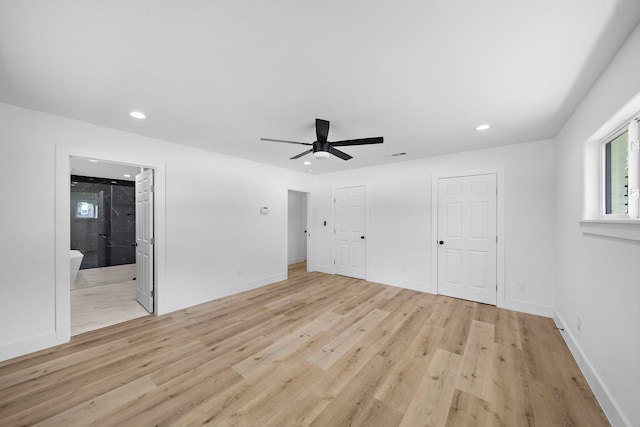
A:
<box><xmin>261</xmin><ymin>118</ymin><xmax>383</xmax><ymax>161</ymax></box>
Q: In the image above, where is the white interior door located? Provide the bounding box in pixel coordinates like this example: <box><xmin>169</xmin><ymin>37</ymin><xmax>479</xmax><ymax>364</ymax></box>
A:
<box><xmin>135</xmin><ymin>169</ymin><xmax>154</xmax><ymax>313</ymax></box>
<box><xmin>437</xmin><ymin>174</ymin><xmax>497</xmax><ymax>305</ymax></box>
<box><xmin>334</xmin><ymin>186</ymin><xmax>366</xmax><ymax>279</ymax></box>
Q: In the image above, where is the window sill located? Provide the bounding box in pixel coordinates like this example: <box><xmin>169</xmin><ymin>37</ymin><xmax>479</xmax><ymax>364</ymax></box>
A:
<box><xmin>579</xmin><ymin>220</ymin><xmax>640</xmax><ymax>242</ymax></box>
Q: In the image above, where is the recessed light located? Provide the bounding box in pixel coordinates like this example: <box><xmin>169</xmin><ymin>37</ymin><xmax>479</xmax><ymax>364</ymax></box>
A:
<box><xmin>475</xmin><ymin>124</ymin><xmax>491</xmax><ymax>131</ymax></box>
<box><xmin>89</xmin><ymin>159</ymin><xmax>98</xmax><ymax>163</ymax></box>
<box><xmin>123</xmin><ymin>174</ymin><xmax>131</xmax><ymax>178</ymax></box>
<box><xmin>129</xmin><ymin>111</ymin><xmax>147</xmax><ymax>119</ymax></box>
<box><xmin>303</xmin><ymin>161</ymin><xmax>311</xmax><ymax>165</ymax></box>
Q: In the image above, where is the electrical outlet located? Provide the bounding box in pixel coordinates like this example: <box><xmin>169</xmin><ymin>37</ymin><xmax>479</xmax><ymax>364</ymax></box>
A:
<box><xmin>237</xmin><ymin>269</ymin><xmax>243</xmax><ymax>277</ymax></box>
<box><xmin>577</xmin><ymin>317</ymin><xmax>582</xmax><ymax>332</ymax></box>
<box><xmin>401</xmin><ymin>265</ymin><xmax>407</xmax><ymax>273</ymax></box>
<box><xmin>517</xmin><ymin>282</ymin><xmax>526</xmax><ymax>291</ymax></box>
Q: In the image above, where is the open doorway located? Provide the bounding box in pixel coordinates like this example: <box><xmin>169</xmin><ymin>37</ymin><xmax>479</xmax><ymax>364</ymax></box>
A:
<box><xmin>287</xmin><ymin>190</ymin><xmax>311</xmax><ymax>274</ymax></box>
<box><xmin>69</xmin><ymin>157</ymin><xmax>153</xmax><ymax>335</ymax></box>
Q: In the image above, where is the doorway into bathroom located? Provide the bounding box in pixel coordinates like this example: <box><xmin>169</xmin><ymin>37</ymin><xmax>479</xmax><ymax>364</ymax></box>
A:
<box><xmin>287</xmin><ymin>190</ymin><xmax>311</xmax><ymax>275</ymax></box>
<box><xmin>69</xmin><ymin>157</ymin><xmax>154</xmax><ymax>335</ymax></box>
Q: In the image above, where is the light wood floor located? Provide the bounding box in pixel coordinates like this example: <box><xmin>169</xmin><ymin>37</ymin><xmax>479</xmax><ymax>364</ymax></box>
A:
<box><xmin>71</xmin><ymin>264</ymin><xmax>149</xmax><ymax>336</ymax></box>
<box><xmin>0</xmin><ymin>263</ymin><xmax>609</xmax><ymax>426</ymax></box>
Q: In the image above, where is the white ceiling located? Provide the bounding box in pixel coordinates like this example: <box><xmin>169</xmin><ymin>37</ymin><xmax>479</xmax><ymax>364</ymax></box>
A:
<box><xmin>2</xmin><ymin>1</ymin><xmax>640</xmax><ymax>174</ymax></box>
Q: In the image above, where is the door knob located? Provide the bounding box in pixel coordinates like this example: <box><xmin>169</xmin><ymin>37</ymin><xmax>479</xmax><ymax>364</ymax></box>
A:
<box><xmin>439</xmin><ymin>240</ymin><xmax>444</xmax><ymax>245</ymax></box>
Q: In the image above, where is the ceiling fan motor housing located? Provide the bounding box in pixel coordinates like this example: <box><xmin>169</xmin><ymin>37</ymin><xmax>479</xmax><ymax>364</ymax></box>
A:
<box><xmin>313</xmin><ymin>140</ymin><xmax>331</xmax><ymax>153</ymax></box>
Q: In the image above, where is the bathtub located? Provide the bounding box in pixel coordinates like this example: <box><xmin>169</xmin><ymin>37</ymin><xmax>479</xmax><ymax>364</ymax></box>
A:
<box><xmin>70</xmin><ymin>250</ymin><xmax>84</xmax><ymax>283</ymax></box>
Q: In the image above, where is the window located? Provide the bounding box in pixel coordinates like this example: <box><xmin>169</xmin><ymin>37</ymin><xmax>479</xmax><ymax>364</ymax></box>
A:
<box><xmin>604</xmin><ymin>130</ymin><xmax>628</xmax><ymax>214</ymax></box>
<box><xmin>580</xmin><ymin>105</ymin><xmax>640</xmax><ymax>241</ymax></box>
<box><xmin>602</xmin><ymin>118</ymin><xmax>639</xmax><ymax>218</ymax></box>
<box><xmin>75</xmin><ymin>201</ymin><xmax>98</xmax><ymax>219</ymax></box>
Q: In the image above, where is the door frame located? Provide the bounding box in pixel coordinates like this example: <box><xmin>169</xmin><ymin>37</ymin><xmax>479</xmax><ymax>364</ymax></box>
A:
<box><xmin>331</xmin><ymin>185</ymin><xmax>368</xmax><ymax>279</ymax></box>
<box><xmin>431</xmin><ymin>168</ymin><xmax>505</xmax><ymax>308</ymax></box>
<box><xmin>55</xmin><ymin>146</ymin><xmax>166</xmax><ymax>343</ymax></box>
<box><xmin>285</xmin><ymin>188</ymin><xmax>313</xmax><ymax>276</ymax></box>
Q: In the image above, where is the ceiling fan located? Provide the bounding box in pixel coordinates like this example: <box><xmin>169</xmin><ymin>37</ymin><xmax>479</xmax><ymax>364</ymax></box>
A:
<box><xmin>261</xmin><ymin>118</ymin><xmax>383</xmax><ymax>161</ymax></box>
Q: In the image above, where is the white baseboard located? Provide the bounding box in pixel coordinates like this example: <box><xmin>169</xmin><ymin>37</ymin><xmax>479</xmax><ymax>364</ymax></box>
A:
<box><xmin>365</xmin><ymin>276</ymin><xmax>554</xmax><ymax>320</ymax></box>
<box><xmin>158</xmin><ymin>272</ymin><xmax>286</xmax><ymax>315</ymax></box>
<box><xmin>313</xmin><ymin>264</ymin><xmax>333</xmax><ymax>274</ymax></box>
<box><xmin>366</xmin><ymin>274</ymin><xmax>435</xmax><ymax>294</ymax></box>
<box><xmin>553</xmin><ymin>310</ymin><xmax>631</xmax><ymax>427</ymax></box>
<box><xmin>0</xmin><ymin>329</ymin><xmax>69</xmax><ymax>363</ymax></box>
<box><xmin>502</xmin><ymin>298</ymin><xmax>553</xmax><ymax>317</ymax></box>
<box><xmin>288</xmin><ymin>257</ymin><xmax>304</xmax><ymax>265</ymax></box>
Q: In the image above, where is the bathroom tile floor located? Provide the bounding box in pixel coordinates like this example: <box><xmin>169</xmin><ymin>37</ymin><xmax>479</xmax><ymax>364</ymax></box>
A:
<box><xmin>72</xmin><ymin>263</ymin><xmax>137</xmax><ymax>290</ymax></box>
<box><xmin>71</xmin><ymin>264</ymin><xmax>149</xmax><ymax>336</ymax></box>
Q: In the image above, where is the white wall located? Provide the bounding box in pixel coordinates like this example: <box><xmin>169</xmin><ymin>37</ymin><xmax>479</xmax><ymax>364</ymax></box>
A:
<box><xmin>553</xmin><ymin>23</ymin><xmax>640</xmax><ymax>427</ymax></box>
<box><xmin>0</xmin><ymin>103</ymin><xmax>312</xmax><ymax>361</ymax></box>
<box><xmin>312</xmin><ymin>139</ymin><xmax>556</xmax><ymax>316</ymax></box>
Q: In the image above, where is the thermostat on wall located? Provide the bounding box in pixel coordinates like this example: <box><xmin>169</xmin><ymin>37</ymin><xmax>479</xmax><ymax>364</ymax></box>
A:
<box><xmin>260</xmin><ymin>206</ymin><xmax>269</xmax><ymax>214</ymax></box>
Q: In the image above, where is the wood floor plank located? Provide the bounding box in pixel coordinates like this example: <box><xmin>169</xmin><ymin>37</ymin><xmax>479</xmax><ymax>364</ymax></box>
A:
<box><xmin>0</xmin><ymin>262</ymin><xmax>611</xmax><ymax>427</ymax></box>
<box><xmin>519</xmin><ymin>313</ymin><xmax>609</xmax><ymax>426</ymax></box>
<box><xmin>403</xmin><ymin>322</ymin><xmax>448</xmax><ymax>360</ymax></box>
<box><xmin>375</xmin><ymin>358</ymin><xmax>429</xmax><ymax>414</ymax></box>
<box><xmin>233</xmin><ymin>310</ymin><xmax>342</xmax><ymax>378</ymax></box>
<box><xmin>430</xmin><ymin>297</ymin><xmax>477</xmax><ymax>356</ymax></box>
<box><xmin>493</xmin><ymin>307</ymin><xmax>523</xmax><ymax>350</ymax></box>
<box><xmin>377</xmin><ymin>301</ymin><xmax>433</xmax><ymax>361</ymax></box>
<box><xmin>331</xmin><ymin>281</ymin><xmax>387</xmax><ymax>316</ymax></box>
<box><xmin>260</xmin><ymin>366</ymin><xmax>328</xmax><ymax>427</ymax></box>
<box><xmin>32</xmin><ymin>375</ymin><xmax>157</xmax><ymax>427</ymax></box>
<box><xmin>308</xmin><ymin>308</ymin><xmax>389</xmax><ymax>370</ymax></box>
<box><xmin>118</xmin><ymin>368</ymin><xmax>241</xmax><ymax>427</ymax></box>
<box><xmin>1</xmin><ymin>339</ymin><xmax>206</xmax><ymax>425</ymax></box>
<box><xmin>307</xmin><ymin>354</ymin><xmax>395</xmax><ymax>427</ymax></box>
<box><xmin>149</xmin><ymin>335</ymin><xmax>272</xmax><ymax>386</ymax></box>
<box><xmin>490</xmin><ymin>342</ymin><xmax>535</xmax><ymax>427</ymax></box>
<box><xmin>375</xmin><ymin>289</ymin><xmax>424</xmax><ymax>314</ymax></box>
<box><xmin>456</xmin><ymin>319</ymin><xmax>495</xmax><ymax>402</ymax></box>
<box><xmin>399</xmin><ymin>348</ymin><xmax>464</xmax><ymax>427</ymax></box>
<box><xmin>264</xmin><ymin>276</ymin><xmax>336</xmax><ymax>310</ymax></box>
<box><xmin>299</xmin><ymin>300</ymin><xmax>424</xmax><ymax>424</ymax></box>
<box><xmin>175</xmin><ymin>358</ymin><xmax>313</xmax><ymax>425</ymax></box>
<box><xmin>219</xmin><ymin>361</ymin><xmax>324</xmax><ymax>427</ymax></box>
<box><xmin>0</xmin><ymin>338</ymin><xmax>129</xmax><ymax>390</ymax></box>
<box><xmin>445</xmin><ymin>388</ymin><xmax>500</xmax><ymax>427</ymax></box>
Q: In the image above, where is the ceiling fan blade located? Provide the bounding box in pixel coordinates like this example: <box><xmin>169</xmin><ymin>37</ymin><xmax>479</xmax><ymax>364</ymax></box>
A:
<box><xmin>290</xmin><ymin>149</ymin><xmax>313</xmax><ymax>159</ymax></box>
<box><xmin>331</xmin><ymin>137</ymin><xmax>384</xmax><ymax>146</ymax></box>
<box><xmin>261</xmin><ymin>138</ymin><xmax>312</xmax><ymax>146</ymax></box>
<box><xmin>316</xmin><ymin>119</ymin><xmax>330</xmax><ymax>142</ymax></box>
<box><xmin>329</xmin><ymin>147</ymin><xmax>353</xmax><ymax>161</ymax></box>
